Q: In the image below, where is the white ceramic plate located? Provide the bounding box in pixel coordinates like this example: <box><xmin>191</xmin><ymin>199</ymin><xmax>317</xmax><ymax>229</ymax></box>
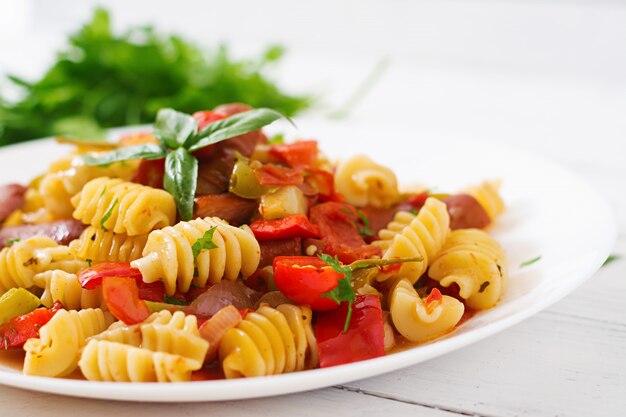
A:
<box><xmin>0</xmin><ymin>121</ymin><xmax>616</xmax><ymax>402</ymax></box>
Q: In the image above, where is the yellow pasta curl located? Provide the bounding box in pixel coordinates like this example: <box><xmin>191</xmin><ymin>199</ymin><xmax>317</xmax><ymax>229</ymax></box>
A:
<box><xmin>39</xmin><ymin>154</ymin><xmax>137</xmax><ymax>219</ymax></box>
<box><xmin>0</xmin><ymin>237</ymin><xmax>86</xmax><ymax>295</ymax></box>
<box><xmin>219</xmin><ymin>304</ymin><xmax>317</xmax><ymax>378</ymax></box>
<box><xmin>373</xmin><ymin>197</ymin><xmax>450</xmax><ymax>283</ymax></box>
<box><xmin>428</xmin><ymin>229</ymin><xmax>507</xmax><ymax>310</ymax></box>
<box><xmin>78</xmin><ymin>340</ymin><xmax>201</xmax><ymax>382</ymax></box>
<box><xmin>23</xmin><ymin>308</ymin><xmax>113</xmax><ymax>377</ymax></box>
<box><xmin>389</xmin><ymin>279</ymin><xmax>464</xmax><ymax>343</ymax></box>
<box><xmin>71</xmin><ymin>177</ymin><xmax>176</xmax><ymax>236</ymax></box>
<box><xmin>464</xmin><ymin>180</ymin><xmax>505</xmax><ymax>221</ymax></box>
<box><xmin>91</xmin><ymin>311</ymin><xmax>208</xmax><ymax>365</ymax></box>
<box><xmin>33</xmin><ymin>270</ymin><xmax>104</xmax><ymax>310</ymax></box>
<box><xmin>131</xmin><ymin>217</ymin><xmax>261</xmax><ymax>296</ymax></box>
<box><xmin>69</xmin><ymin>226</ymin><xmax>148</xmax><ymax>263</ymax></box>
<box><xmin>334</xmin><ymin>155</ymin><xmax>399</xmax><ymax>208</ymax></box>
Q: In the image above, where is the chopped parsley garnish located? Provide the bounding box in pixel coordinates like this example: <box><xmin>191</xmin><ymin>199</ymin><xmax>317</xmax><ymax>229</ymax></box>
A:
<box><xmin>192</xmin><ymin>227</ymin><xmax>219</xmax><ymax>260</ymax></box>
<box><xmin>319</xmin><ymin>253</ymin><xmax>355</xmax><ymax>333</ymax></box>
<box><xmin>409</xmin><ymin>209</ymin><xmax>419</xmax><ymax>216</ymax></box>
<box><xmin>86</xmin><ymin>259</ymin><xmax>93</xmax><ymax>267</ymax></box>
<box><xmin>602</xmin><ymin>254</ymin><xmax>620</xmax><ymax>268</ymax></box>
<box><xmin>5</xmin><ymin>238</ymin><xmax>21</xmax><ymax>247</ymax></box>
<box><xmin>356</xmin><ymin>210</ymin><xmax>374</xmax><ymax>237</ymax></box>
<box><xmin>268</xmin><ymin>133</ymin><xmax>285</xmax><ymax>144</ymax></box>
<box><xmin>100</xmin><ymin>198</ymin><xmax>118</xmax><ymax>232</ymax></box>
<box><xmin>479</xmin><ymin>281</ymin><xmax>490</xmax><ymax>293</ymax></box>
<box><xmin>163</xmin><ymin>295</ymin><xmax>189</xmax><ymax>306</ymax></box>
<box><xmin>520</xmin><ymin>255</ymin><xmax>541</xmax><ymax>268</ymax></box>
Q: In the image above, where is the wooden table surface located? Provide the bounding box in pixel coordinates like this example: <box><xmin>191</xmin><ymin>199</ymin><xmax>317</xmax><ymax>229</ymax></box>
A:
<box><xmin>1</xmin><ymin>1</ymin><xmax>625</xmax><ymax>415</ymax></box>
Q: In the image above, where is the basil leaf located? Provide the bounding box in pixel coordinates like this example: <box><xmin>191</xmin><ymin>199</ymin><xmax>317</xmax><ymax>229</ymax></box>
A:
<box><xmin>192</xmin><ymin>226</ymin><xmax>219</xmax><ymax>260</ymax></box>
<box><xmin>164</xmin><ymin>147</ymin><xmax>198</xmax><ymax>221</ymax></box>
<box><xmin>188</xmin><ymin>108</ymin><xmax>285</xmax><ymax>151</ymax></box>
<box><xmin>154</xmin><ymin>108</ymin><xmax>198</xmax><ymax>149</ymax></box>
<box><xmin>82</xmin><ymin>143</ymin><xmax>165</xmax><ymax>166</ymax></box>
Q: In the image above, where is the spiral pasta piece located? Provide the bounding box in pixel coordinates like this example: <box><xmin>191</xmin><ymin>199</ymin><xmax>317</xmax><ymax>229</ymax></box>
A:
<box><xmin>334</xmin><ymin>155</ymin><xmax>399</xmax><ymax>208</ymax></box>
<box><xmin>219</xmin><ymin>304</ymin><xmax>317</xmax><ymax>378</ymax></box>
<box><xmin>0</xmin><ymin>237</ymin><xmax>86</xmax><ymax>295</ymax></box>
<box><xmin>389</xmin><ymin>279</ymin><xmax>464</xmax><ymax>343</ymax></box>
<box><xmin>91</xmin><ymin>311</ymin><xmax>208</xmax><ymax>365</ymax></box>
<box><xmin>69</xmin><ymin>226</ymin><xmax>148</xmax><ymax>263</ymax></box>
<box><xmin>23</xmin><ymin>308</ymin><xmax>113</xmax><ymax>377</ymax></box>
<box><xmin>79</xmin><ymin>340</ymin><xmax>201</xmax><ymax>382</ymax></box>
<box><xmin>39</xmin><ymin>154</ymin><xmax>137</xmax><ymax>219</ymax></box>
<box><xmin>373</xmin><ymin>197</ymin><xmax>450</xmax><ymax>283</ymax></box>
<box><xmin>33</xmin><ymin>270</ymin><xmax>104</xmax><ymax>310</ymax></box>
<box><xmin>131</xmin><ymin>217</ymin><xmax>261</xmax><ymax>295</ymax></box>
<box><xmin>464</xmin><ymin>180</ymin><xmax>505</xmax><ymax>221</ymax></box>
<box><xmin>71</xmin><ymin>177</ymin><xmax>176</xmax><ymax>236</ymax></box>
<box><xmin>428</xmin><ymin>229</ymin><xmax>507</xmax><ymax>310</ymax></box>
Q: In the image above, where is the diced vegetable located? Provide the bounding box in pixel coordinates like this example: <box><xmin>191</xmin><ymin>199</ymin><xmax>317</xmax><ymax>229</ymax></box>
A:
<box><xmin>102</xmin><ymin>277</ymin><xmax>150</xmax><ymax>325</ymax></box>
<box><xmin>0</xmin><ymin>301</ymin><xmax>64</xmax><ymax>350</ymax></box>
<box><xmin>315</xmin><ymin>295</ymin><xmax>385</xmax><ymax>367</ymax></box>
<box><xmin>254</xmin><ymin>164</ymin><xmax>304</xmax><ymax>187</ymax></box>
<box><xmin>229</xmin><ymin>154</ymin><xmax>268</xmax><ymax>199</ymax></box>
<box><xmin>250</xmin><ymin>215</ymin><xmax>320</xmax><ymax>240</ymax></box>
<box><xmin>259</xmin><ymin>186</ymin><xmax>308</xmax><ymax>220</ymax></box>
<box><xmin>77</xmin><ymin>262</ymin><xmax>142</xmax><ymax>290</ymax></box>
<box><xmin>268</xmin><ymin>140</ymin><xmax>318</xmax><ymax>168</ymax></box>
<box><xmin>273</xmin><ymin>256</ymin><xmax>346</xmax><ymax>311</ymax></box>
<box><xmin>0</xmin><ymin>288</ymin><xmax>42</xmax><ymax>325</ymax></box>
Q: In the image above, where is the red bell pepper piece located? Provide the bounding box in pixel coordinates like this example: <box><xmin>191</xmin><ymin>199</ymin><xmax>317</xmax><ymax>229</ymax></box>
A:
<box><xmin>316</xmin><ymin>295</ymin><xmax>385</xmax><ymax>367</ymax></box>
<box><xmin>0</xmin><ymin>301</ymin><xmax>64</xmax><ymax>350</ymax></box>
<box><xmin>77</xmin><ymin>262</ymin><xmax>142</xmax><ymax>290</ymax></box>
<box><xmin>406</xmin><ymin>192</ymin><xmax>429</xmax><ymax>209</ymax></box>
<box><xmin>102</xmin><ymin>277</ymin><xmax>151</xmax><ymax>325</ymax></box>
<box><xmin>269</xmin><ymin>140</ymin><xmax>318</xmax><ymax>168</ymax></box>
<box><xmin>254</xmin><ymin>164</ymin><xmax>304</xmax><ymax>186</ymax></box>
<box><xmin>273</xmin><ymin>256</ymin><xmax>346</xmax><ymax>311</ymax></box>
<box><xmin>250</xmin><ymin>215</ymin><xmax>321</xmax><ymax>241</ymax></box>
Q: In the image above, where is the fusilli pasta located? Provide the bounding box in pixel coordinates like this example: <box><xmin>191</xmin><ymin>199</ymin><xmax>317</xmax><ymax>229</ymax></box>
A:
<box><xmin>374</xmin><ymin>197</ymin><xmax>450</xmax><ymax>283</ymax></box>
<box><xmin>219</xmin><ymin>304</ymin><xmax>317</xmax><ymax>378</ymax></box>
<box><xmin>69</xmin><ymin>226</ymin><xmax>148</xmax><ymax>263</ymax></box>
<box><xmin>389</xmin><ymin>279</ymin><xmax>464</xmax><ymax>343</ymax></box>
<box><xmin>33</xmin><ymin>270</ymin><xmax>104</xmax><ymax>310</ymax></box>
<box><xmin>23</xmin><ymin>308</ymin><xmax>113</xmax><ymax>377</ymax></box>
<box><xmin>0</xmin><ymin>237</ymin><xmax>86</xmax><ymax>295</ymax></box>
<box><xmin>334</xmin><ymin>155</ymin><xmax>399</xmax><ymax>208</ymax></box>
<box><xmin>131</xmin><ymin>217</ymin><xmax>261</xmax><ymax>295</ymax></box>
<box><xmin>71</xmin><ymin>177</ymin><xmax>176</xmax><ymax>236</ymax></box>
<box><xmin>428</xmin><ymin>229</ymin><xmax>507</xmax><ymax>310</ymax></box>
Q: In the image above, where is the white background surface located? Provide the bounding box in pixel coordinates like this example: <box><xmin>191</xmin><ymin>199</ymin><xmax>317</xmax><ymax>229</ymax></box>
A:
<box><xmin>0</xmin><ymin>1</ymin><xmax>624</xmax><ymax>415</ymax></box>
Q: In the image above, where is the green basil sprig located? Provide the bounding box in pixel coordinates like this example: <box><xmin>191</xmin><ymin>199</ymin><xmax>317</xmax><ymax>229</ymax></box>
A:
<box><xmin>83</xmin><ymin>107</ymin><xmax>285</xmax><ymax>220</ymax></box>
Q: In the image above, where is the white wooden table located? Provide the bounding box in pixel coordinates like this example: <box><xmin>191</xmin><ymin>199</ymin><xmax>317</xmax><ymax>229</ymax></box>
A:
<box><xmin>1</xmin><ymin>1</ymin><xmax>625</xmax><ymax>415</ymax></box>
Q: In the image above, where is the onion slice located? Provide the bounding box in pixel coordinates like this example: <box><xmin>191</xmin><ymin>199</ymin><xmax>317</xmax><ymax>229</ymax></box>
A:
<box><xmin>199</xmin><ymin>305</ymin><xmax>243</xmax><ymax>363</ymax></box>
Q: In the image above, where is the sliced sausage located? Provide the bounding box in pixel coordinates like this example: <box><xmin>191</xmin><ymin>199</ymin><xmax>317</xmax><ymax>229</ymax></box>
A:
<box><xmin>194</xmin><ymin>193</ymin><xmax>258</xmax><ymax>226</ymax></box>
<box><xmin>0</xmin><ymin>220</ymin><xmax>87</xmax><ymax>247</ymax></box>
<box><xmin>444</xmin><ymin>194</ymin><xmax>491</xmax><ymax>230</ymax></box>
<box><xmin>258</xmin><ymin>238</ymin><xmax>302</xmax><ymax>268</ymax></box>
<box><xmin>0</xmin><ymin>184</ymin><xmax>27</xmax><ymax>222</ymax></box>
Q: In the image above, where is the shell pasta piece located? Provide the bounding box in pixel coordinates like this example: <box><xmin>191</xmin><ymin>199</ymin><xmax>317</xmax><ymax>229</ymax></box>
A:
<box><xmin>71</xmin><ymin>177</ymin><xmax>176</xmax><ymax>236</ymax></box>
<box><xmin>79</xmin><ymin>340</ymin><xmax>201</xmax><ymax>382</ymax></box>
<box><xmin>334</xmin><ymin>155</ymin><xmax>399</xmax><ymax>208</ymax></box>
<box><xmin>33</xmin><ymin>270</ymin><xmax>104</xmax><ymax>310</ymax></box>
<box><xmin>374</xmin><ymin>197</ymin><xmax>450</xmax><ymax>283</ymax></box>
<box><xmin>0</xmin><ymin>236</ymin><xmax>86</xmax><ymax>295</ymax></box>
<box><xmin>428</xmin><ymin>229</ymin><xmax>507</xmax><ymax>310</ymax></box>
<box><xmin>131</xmin><ymin>217</ymin><xmax>261</xmax><ymax>295</ymax></box>
<box><xmin>389</xmin><ymin>279</ymin><xmax>464</xmax><ymax>343</ymax></box>
<box><xmin>69</xmin><ymin>226</ymin><xmax>148</xmax><ymax>263</ymax></box>
<box><xmin>219</xmin><ymin>305</ymin><xmax>317</xmax><ymax>378</ymax></box>
<box><xmin>23</xmin><ymin>308</ymin><xmax>113</xmax><ymax>377</ymax></box>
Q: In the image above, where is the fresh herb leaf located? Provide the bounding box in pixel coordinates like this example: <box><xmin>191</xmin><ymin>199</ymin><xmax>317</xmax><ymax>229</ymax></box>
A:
<box><xmin>5</xmin><ymin>238</ymin><xmax>21</xmax><ymax>247</ymax></box>
<box><xmin>602</xmin><ymin>254</ymin><xmax>620</xmax><ymax>267</ymax></box>
<box><xmin>191</xmin><ymin>226</ymin><xmax>219</xmax><ymax>260</ymax></box>
<box><xmin>86</xmin><ymin>259</ymin><xmax>93</xmax><ymax>267</ymax></box>
<box><xmin>349</xmin><ymin>256</ymin><xmax>423</xmax><ymax>271</ymax></box>
<box><xmin>82</xmin><ymin>143</ymin><xmax>166</xmax><ymax>166</ymax></box>
<box><xmin>188</xmin><ymin>108</ymin><xmax>285</xmax><ymax>151</ymax></box>
<box><xmin>163</xmin><ymin>295</ymin><xmax>189</xmax><ymax>306</ymax></box>
<box><xmin>520</xmin><ymin>255</ymin><xmax>542</xmax><ymax>268</ymax></box>
<box><xmin>154</xmin><ymin>108</ymin><xmax>198</xmax><ymax>149</ymax></box>
<box><xmin>356</xmin><ymin>210</ymin><xmax>374</xmax><ymax>237</ymax></box>
<box><xmin>409</xmin><ymin>209</ymin><xmax>419</xmax><ymax>216</ymax></box>
<box><xmin>100</xmin><ymin>198</ymin><xmax>118</xmax><ymax>231</ymax></box>
<box><xmin>163</xmin><ymin>147</ymin><xmax>198</xmax><ymax>221</ymax></box>
<box><xmin>319</xmin><ymin>254</ymin><xmax>355</xmax><ymax>333</ymax></box>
